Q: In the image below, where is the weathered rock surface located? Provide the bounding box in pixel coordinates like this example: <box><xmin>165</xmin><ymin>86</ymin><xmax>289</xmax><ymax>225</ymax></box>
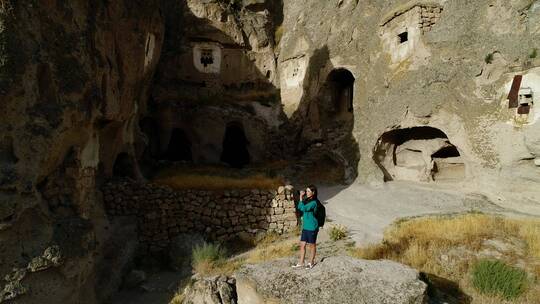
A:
<box><xmin>1</xmin><ymin>0</ymin><xmax>540</xmax><ymax>302</ymax></box>
<box><xmin>235</xmin><ymin>256</ymin><xmax>427</xmax><ymax>304</ymax></box>
<box><xmin>182</xmin><ymin>275</ymin><xmax>237</xmax><ymax>304</ymax></box>
<box><xmin>0</xmin><ymin>0</ymin><xmax>164</xmax><ymax>302</ymax></box>
<box><xmin>279</xmin><ymin>0</ymin><xmax>540</xmax><ymax>204</ymax></box>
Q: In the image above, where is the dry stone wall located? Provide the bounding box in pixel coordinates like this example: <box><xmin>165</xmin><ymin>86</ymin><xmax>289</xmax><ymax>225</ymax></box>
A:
<box><xmin>419</xmin><ymin>6</ymin><xmax>443</xmax><ymax>34</ymax></box>
<box><xmin>102</xmin><ymin>179</ymin><xmax>298</xmax><ymax>253</ymax></box>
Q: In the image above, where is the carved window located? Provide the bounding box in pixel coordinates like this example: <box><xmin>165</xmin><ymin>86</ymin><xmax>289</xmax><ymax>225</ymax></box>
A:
<box><xmin>398</xmin><ymin>32</ymin><xmax>408</xmax><ymax>44</ymax></box>
<box><xmin>518</xmin><ymin>88</ymin><xmax>533</xmax><ymax>105</ymax></box>
<box><xmin>200</xmin><ymin>49</ymin><xmax>214</xmax><ymax>67</ymax></box>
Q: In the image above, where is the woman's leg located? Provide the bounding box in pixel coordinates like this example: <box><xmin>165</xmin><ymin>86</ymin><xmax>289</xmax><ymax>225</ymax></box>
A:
<box><xmin>299</xmin><ymin>241</ymin><xmax>306</xmax><ymax>265</ymax></box>
<box><xmin>309</xmin><ymin>243</ymin><xmax>317</xmax><ymax>265</ymax></box>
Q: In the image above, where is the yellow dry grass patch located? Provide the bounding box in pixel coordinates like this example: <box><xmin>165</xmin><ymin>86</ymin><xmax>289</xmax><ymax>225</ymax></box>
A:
<box><xmin>154</xmin><ymin>173</ymin><xmax>284</xmax><ymax>190</ymax></box>
<box><xmin>245</xmin><ymin>238</ymin><xmax>297</xmax><ymax>264</ymax></box>
<box><xmin>193</xmin><ymin>259</ymin><xmax>244</xmax><ymax>277</ymax></box>
<box><xmin>169</xmin><ymin>293</ymin><xmax>184</xmax><ymax>304</ymax></box>
<box><xmin>152</xmin><ymin>164</ymin><xmax>286</xmax><ymax>190</ymax></box>
<box><xmin>184</xmin><ymin>233</ymin><xmax>298</xmax><ymax>279</ymax></box>
<box><xmin>274</xmin><ymin>25</ymin><xmax>284</xmax><ymax>45</ymax></box>
<box><xmin>350</xmin><ymin>213</ymin><xmax>540</xmax><ymax>304</ymax></box>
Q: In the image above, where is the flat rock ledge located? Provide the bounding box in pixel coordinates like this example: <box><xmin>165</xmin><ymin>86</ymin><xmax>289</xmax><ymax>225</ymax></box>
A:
<box><xmin>235</xmin><ymin>255</ymin><xmax>427</xmax><ymax>304</ymax></box>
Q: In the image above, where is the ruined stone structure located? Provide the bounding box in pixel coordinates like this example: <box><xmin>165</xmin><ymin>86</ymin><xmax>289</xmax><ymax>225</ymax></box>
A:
<box><xmin>1</xmin><ymin>0</ymin><xmax>540</xmax><ymax>302</ymax></box>
<box><xmin>102</xmin><ymin>180</ymin><xmax>297</xmax><ymax>253</ymax></box>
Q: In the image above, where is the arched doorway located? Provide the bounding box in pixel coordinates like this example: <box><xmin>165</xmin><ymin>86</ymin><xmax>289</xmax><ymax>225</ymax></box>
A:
<box><xmin>373</xmin><ymin>126</ymin><xmax>465</xmax><ymax>182</ymax></box>
<box><xmin>165</xmin><ymin>128</ymin><xmax>192</xmax><ymax>162</ymax></box>
<box><xmin>220</xmin><ymin>122</ymin><xmax>250</xmax><ymax>168</ymax></box>
<box><xmin>295</xmin><ymin>67</ymin><xmax>360</xmax><ymax>184</ymax></box>
<box><xmin>326</xmin><ymin>69</ymin><xmax>355</xmax><ymax>119</ymax></box>
<box><xmin>113</xmin><ymin>152</ymin><xmax>135</xmax><ymax>178</ymax></box>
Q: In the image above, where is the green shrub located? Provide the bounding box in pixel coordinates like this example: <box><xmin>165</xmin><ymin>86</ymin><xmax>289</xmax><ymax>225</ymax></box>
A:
<box><xmin>529</xmin><ymin>48</ymin><xmax>538</xmax><ymax>59</ymax></box>
<box><xmin>192</xmin><ymin>242</ymin><xmax>227</xmax><ymax>274</ymax></box>
<box><xmin>329</xmin><ymin>224</ymin><xmax>348</xmax><ymax>241</ymax></box>
<box><xmin>471</xmin><ymin>259</ymin><xmax>528</xmax><ymax>300</ymax></box>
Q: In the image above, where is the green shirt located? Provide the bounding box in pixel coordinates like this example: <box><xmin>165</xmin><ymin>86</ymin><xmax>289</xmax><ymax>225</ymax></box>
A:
<box><xmin>298</xmin><ymin>199</ymin><xmax>319</xmax><ymax>231</ymax></box>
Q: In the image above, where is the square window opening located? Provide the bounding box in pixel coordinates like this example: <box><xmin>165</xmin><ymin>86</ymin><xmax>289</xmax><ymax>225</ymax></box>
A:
<box><xmin>200</xmin><ymin>49</ymin><xmax>214</xmax><ymax>67</ymax></box>
<box><xmin>398</xmin><ymin>32</ymin><xmax>408</xmax><ymax>44</ymax></box>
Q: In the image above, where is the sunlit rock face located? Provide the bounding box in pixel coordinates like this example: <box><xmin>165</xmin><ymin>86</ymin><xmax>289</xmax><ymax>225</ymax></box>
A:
<box><xmin>1</xmin><ymin>0</ymin><xmax>540</xmax><ymax>302</ymax></box>
<box><xmin>278</xmin><ymin>0</ymin><xmax>540</xmax><ymax>208</ymax></box>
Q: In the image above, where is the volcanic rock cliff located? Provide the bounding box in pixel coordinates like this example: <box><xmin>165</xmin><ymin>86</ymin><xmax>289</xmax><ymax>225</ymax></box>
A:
<box><xmin>0</xmin><ymin>0</ymin><xmax>539</xmax><ymax>303</ymax></box>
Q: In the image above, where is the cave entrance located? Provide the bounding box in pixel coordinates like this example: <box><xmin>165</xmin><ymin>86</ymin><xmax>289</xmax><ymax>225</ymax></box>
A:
<box><xmin>165</xmin><ymin>128</ymin><xmax>192</xmax><ymax>162</ymax></box>
<box><xmin>295</xmin><ymin>67</ymin><xmax>359</xmax><ymax>184</ymax></box>
<box><xmin>113</xmin><ymin>153</ymin><xmax>135</xmax><ymax>178</ymax></box>
<box><xmin>327</xmin><ymin>69</ymin><xmax>355</xmax><ymax>119</ymax></box>
<box><xmin>220</xmin><ymin>122</ymin><xmax>250</xmax><ymax>168</ymax></box>
<box><xmin>373</xmin><ymin>126</ymin><xmax>465</xmax><ymax>182</ymax></box>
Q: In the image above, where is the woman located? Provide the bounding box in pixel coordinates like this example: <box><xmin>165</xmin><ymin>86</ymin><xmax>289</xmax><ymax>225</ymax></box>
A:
<box><xmin>292</xmin><ymin>185</ymin><xmax>319</xmax><ymax>269</ymax></box>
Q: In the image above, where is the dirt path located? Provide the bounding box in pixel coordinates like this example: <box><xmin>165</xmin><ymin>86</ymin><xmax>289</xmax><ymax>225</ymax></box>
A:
<box><xmin>319</xmin><ymin>181</ymin><xmax>537</xmax><ymax>246</ymax></box>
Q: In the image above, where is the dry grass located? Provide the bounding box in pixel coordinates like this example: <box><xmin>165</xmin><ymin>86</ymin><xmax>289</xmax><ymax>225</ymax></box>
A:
<box><xmin>350</xmin><ymin>213</ymin><xmax>540</xmax><ymax>304</ymax></box>
<box><xmin>245</xmin><ymin>238</ymin><xmax>297</xmax><ymax>264</ymax></box>
<box><xmin>152</xmin><ymin>164</ymin><xmax>285</xmax><ymax>190</ymax></box>
<box><xmin>186</xmin><ymin>231</ymin><xmax>298</xmax><ymax>279</ymax></box>
<box><xmin>328</xmin><ymin>224</ymin><xmax>348</xmax><ymax>241</ymax></box>
<box><xmin>154</xmin><ymin>173</ymin><xmax>284</xmax><ymax>190</ymax></box>
<box><xmin>170</xmin><ymin>232</ymin><xmax>298</xmax><ymax>303</ymax></box>
<box><xmin>274</xmin><ymin>25</ymin><xmax>284</xmax><ymax>45</ymax></box>
<box><xmin>170</xmin><ymin>293</ymin><xmax>184</xmax><ymax>304</ymax></box>
<box><xmin>193</xmin><ymin>259</ymin><xmax>244</xmax><ymax>277</ymax></box>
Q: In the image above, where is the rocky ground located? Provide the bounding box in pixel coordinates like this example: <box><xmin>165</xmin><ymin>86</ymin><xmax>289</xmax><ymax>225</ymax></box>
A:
<box><xmin>107</xmin><ymin>180</ymin><xmax>540</xmax><ymax>304</ymax></box>
<box><xmin>320</xmin><ymin>181</ymin><xmax>540</xmax><ymax>246</ymax></box>
<box><xmin>234</xmin><ymin>256</ymin><xmax>426</xmax><ymax>304</ymax></box>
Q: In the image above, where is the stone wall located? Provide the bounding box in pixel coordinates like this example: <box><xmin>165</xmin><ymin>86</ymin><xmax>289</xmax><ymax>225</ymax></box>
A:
<box><xmin>102</xmin><ymin>179</ymin><xmax>298</xmax><ymax>253</ymax></box>
<box><xmin>419</xmin><ymin>6</ymin><xmax>443</xmax><ymax>34</ymax></box>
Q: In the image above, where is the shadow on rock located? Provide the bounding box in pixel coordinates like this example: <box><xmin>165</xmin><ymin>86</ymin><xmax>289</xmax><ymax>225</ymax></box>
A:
<box><xmin>420</xmin><ymin>272</ymin><xmax>472</xmax><ymax>304</ymax></box>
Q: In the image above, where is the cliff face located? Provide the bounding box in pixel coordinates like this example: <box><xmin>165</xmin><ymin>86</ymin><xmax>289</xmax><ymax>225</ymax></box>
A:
<box><xmin>278</xmin><ymin>0</ymin><xmax>540</xmax><ymax>207</ymax></box>
<box><xmin>1</xmin><ymin>0</ymin><xmax>540</xmax><ymax>302</ymax></box>
<box><xmin>0</xmin><ymin>0</ymin><xmax>164</xmax><ymax>302</ymax></box>
<box><xmin>1</xmin><ymin>0</ymin><xmax>280</xmax><ymax>302</ymax></box>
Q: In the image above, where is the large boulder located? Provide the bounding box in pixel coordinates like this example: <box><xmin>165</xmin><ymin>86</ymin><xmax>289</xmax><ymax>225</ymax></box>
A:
<box><xmin>182</xmin><ymin>275</ymin><xmax>237</xmax><ymax>304</ymax></box>
<box><xmin>235</xmin><ymin>256</ymin><xmax>427</xmax><ymax>304</ymax></box>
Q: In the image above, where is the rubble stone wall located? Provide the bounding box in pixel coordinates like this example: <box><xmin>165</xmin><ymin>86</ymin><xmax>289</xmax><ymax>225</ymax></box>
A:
<box><xmin>102</xmin><ymin>179</ymin><xmax>298</xmax><ymax>253</ymax></box>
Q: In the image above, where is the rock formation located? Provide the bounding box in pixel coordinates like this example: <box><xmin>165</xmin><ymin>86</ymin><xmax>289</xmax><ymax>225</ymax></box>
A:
<box><xmin>278</xmin><ymin>0</ymin><xmax>540</xmax><ymax>203</ymax></box>
<box><xmin>0</xmin><ymin>0</ymin><xmax>539</xmax><ymax>302</ymax></box>
<box><xmin>180</xmin><ymin>256</ymin><xmax>427</xmax><ymax>304</ymax></box>
<box><xmin>234</xmin><ymin>256</ymin><xmax>427</xmax><ymax>304</ymax></box>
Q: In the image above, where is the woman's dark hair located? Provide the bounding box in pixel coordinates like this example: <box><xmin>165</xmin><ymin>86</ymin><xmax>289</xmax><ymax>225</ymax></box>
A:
<box><xmin>306</xmin><ymin>184</ymin><xmax>318</xmax><ymax>200</ymax></box>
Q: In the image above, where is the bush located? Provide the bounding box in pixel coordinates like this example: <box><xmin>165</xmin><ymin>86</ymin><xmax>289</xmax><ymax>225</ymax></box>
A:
<box><xmin>329</xmin><ymin>224</ymin><xmax>348</xmax><ymax>241</ymax></box>
<box><xmin>530</xmin><ymin>48</ymin><xmax>538</xmax><ymax>59</ymax></box>
<box><xmin>471</xmin><ymin>259</ymin><xmax>528</xmax><ymax>300</ymax></box>
<box><xmin>192</xmin><ymin>242</ymin><xmax>227</xmax><ymax>274</ymax></box>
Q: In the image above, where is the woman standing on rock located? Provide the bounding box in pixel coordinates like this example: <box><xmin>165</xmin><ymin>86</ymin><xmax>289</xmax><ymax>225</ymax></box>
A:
<box><xmin>292</xmin><ymin>185</ymin><xmax>319</xmax><ymax>269</ymax></box>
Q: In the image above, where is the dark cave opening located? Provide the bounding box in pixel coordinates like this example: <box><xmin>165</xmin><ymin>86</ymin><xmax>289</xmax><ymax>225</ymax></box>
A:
<box><xmin>327</xmin><ymin>68</ymin><xmax>355</xmax><ymax>115</ymax></box>
<box><xmin>432</xmin><ymin>146</ymin><xmax>461</xmax><ymax>159</ymax></box>
<box><xmin>165</xmin><ymin>128</ymin><xmax>193</xmax><ymax>162</ymax></box>
<box><xmin>220</xmin><ymin>122</ymin><xmax>250</xmax><ymax>168</ymax></box>
<box><xmin>113</xmin><ymin>153</ymin><xmax>135</xmax><ymax>178</ymax></box>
